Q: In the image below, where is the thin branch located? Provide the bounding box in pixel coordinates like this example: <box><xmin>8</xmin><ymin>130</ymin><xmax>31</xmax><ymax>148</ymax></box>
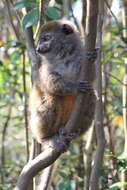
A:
<box><xmin>105</xmin><ymin>0</ymin><xmax>127</xmax><ymax>46</ymax></box>
<box><xmin>22</xmin><ymin>5</ymin><xmax>40</xmax><ymax>82</ymax></box>
<box><xmin>1</xmin><ymin>105</ymin><xmax>12</xmax><ymax>183</ymax></box>
<box><xmin>83</xmin><ymin>124</ymin><xmax>94</xmax><ymax>189</ymax></box>
<box><xmin>5</xmin><ymin>0</ymin><xmax>20</xmax><ymax>41</ymax></box>
<box><xmin>33</xmin><ymin>141</ymin><xmax>42</xmax><ymax>190</ymax></box>
<box><xmin>29</xmin><ymin>139</ymin><xmax>36</xmax><ymax>161</ymax></box>
<box><xmin>24</xmin><ymin>27</ymin><xmax>39</xmax><ymax>83</ymax></box>
<box><xmin>121</xmin><ymin>2</ymin><xmax>127</xmax><ymax>188</ymax></box>
<box><xmin>1</xmin><ymin>107</ymin><xmax>12</xmax><ymax>164</ymax></box>
<box><xmin>82</xmin><ymin>0</ymin><xmax>87</xmax><ymax>32</ymax></box>
<box><xmin>104</xmin><ymin>0</ymin><xmax>119</xmax><ymax>25</ymax></box>
<box><xmin>22</xmin><ymin>53</ymin><xmax>29</xmax><ymax>161</ymax></box>
<box><xmin>1</xmin><ymin>81</ymin><xmax>17</xmax><ymax>183</ymax></box>
<box><xmin>9</xmin><ymin>0</ymin><xmax>22</xmax><ymax>25</ymax></box>
<box><xmin>37</xmin><ymin>165</ymin><xmax>54</xmax><ymax>190</ymax></box>
<box><xmin>104</xmin><ymin>71</ymin><xmax>127</xmax><ymax>87</ymax></box>
<box><xmin>68</xmin><ymin>0</ymin><xmax>80</xmax><ymax>31</ymax></box>
<box><xmin>0</xmin><ymin>104</ymin><xmax>8</xmax><ymax>109</ymax></box>
<box><xmin>34</xmin><ymin>0</ymin><xmax>45</xmax><ymax>39</ymax></box>
<box><xmin>1</xmin><ymin>88</ymin><xmax>15</xmax><ymax>169</ymax></box>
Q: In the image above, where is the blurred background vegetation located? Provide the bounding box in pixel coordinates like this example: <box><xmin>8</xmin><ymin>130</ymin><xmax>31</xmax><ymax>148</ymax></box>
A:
<box><xmin>0</xmin><ymin>0</ymin><xmax>127</xmax><ymax>189</ymax></box>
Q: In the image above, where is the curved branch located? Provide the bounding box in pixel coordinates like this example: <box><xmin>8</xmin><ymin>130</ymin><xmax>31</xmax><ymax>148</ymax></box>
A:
<box><xmin>14</xmin><ymin>138</ymin><xmax>65</xmax><ymax>190</ymax></box>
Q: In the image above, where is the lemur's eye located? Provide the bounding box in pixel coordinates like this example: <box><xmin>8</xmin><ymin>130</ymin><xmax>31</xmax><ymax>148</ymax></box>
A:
<box><xmin>41</xmin><ymin>34</ymin><xmax>51</xmax><ymax>41</ymax></box>
<box><xmin>62</xmin><ymin>24</ymin><xmax>73</xmax><ymax>35</ymax></box>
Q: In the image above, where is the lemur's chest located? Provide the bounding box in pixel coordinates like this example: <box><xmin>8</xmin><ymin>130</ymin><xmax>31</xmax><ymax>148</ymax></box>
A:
<box><xmin>40</xmin><ymin>59</ymin><xmax>80</xmax><ymax>81</ymax></box>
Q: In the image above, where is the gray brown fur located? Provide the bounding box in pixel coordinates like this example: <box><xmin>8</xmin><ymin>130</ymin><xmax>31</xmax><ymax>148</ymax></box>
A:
<box><xmin>29</xmin><ymin>20</ymin><xmax>96</xmax><ymax>144</ymax></box>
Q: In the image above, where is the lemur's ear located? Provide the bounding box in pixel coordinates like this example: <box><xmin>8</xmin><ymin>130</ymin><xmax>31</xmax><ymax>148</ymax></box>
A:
<box><xmin>62</xmin><ymin>24</ymin><xmax>74</xmax><ymax>35</ymax></box>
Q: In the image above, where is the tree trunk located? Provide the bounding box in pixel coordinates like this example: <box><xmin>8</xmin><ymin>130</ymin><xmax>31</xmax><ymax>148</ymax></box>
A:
<box><xmin>89</xmin><ymin>1</ymin><xmax>105</xmax><ymax>189</ymax></box>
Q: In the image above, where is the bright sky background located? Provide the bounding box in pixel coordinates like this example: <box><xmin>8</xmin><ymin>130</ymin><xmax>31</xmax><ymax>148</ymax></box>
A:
<box><xmin>73</xmin><ymin>0</ymin><xmax>82</xmax><ymax>22</ymax></box>
<box><xmin>112</xmin><ymin>0</ymin><xmax>120</xmax><ymax>16</ymax></box>
<box><xmin>73</xmin><ymin>0</ymin><xmax>120</xmax><ymax>22</ymax></box>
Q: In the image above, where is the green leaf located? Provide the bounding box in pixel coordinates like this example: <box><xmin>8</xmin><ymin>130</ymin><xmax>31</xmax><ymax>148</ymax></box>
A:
<box><xmin>109</xmin><ymin>182</ymin><xmax>127</xmax><ymax>190</ymax></box>
<box><xmin>108</xmin><ymin>26</ymin><xmax>125</xmax><ymax>36</ymax></box>
<box><xmin>45</xmin><ymin>6</ymin><xmax>61</xmax><ymax>20</ymax></box>
<box><xmin>22</xmin><ymin>8</ymin><xmax>39</xmax><ymax>29</ymax></box>
<box><xmin>71</xmin><ymin>0</ymin><xmax>77</xmax><ymax>3</ymax></box>
<box><xmin>55</xmin><ymin>0</ymin><xmax>76</xmax><ymax>4</ymax></box>
<box><xmin>0</xmin><ymin>60</ymin><xmax>3</xmax><ymax>67</ymax></box>
<box><xmin>14</xmin><ymin>0</ymin><xmax>36</xmax><ymax>11</ymax></box>
<box><xmin>55</xmin><ymin>0</ymin><xmax>63</xmax><ymax>4</ymax></box>
<box><xmin>59</xmin><ymin>171</ymin><xmax>68</xmax><ymax>178</ymax></box>
<box><xmin>58</xmin><ymin>180</ymin><xmax>76</xmax><ymax>190</ymax></box>
<box><xmin>11</xmin><ymin>53</ymin><xmax>21</xmax><ymax>64</ymax></box>
<box><xmin>13</xmin><ymin>2</ymin><xmax>25</xmax><ymax>10</ymax></box>
<box><xmin>122</xmin><ymin>37</ymin><xmax>127</xmax><ymax>44</ymax></box>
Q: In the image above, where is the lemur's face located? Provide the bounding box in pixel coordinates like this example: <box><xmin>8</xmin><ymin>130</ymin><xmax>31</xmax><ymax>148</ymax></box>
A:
<box><xmin>36</xmin><ymin>21</ymin><xmax>75</xmax><ymax>55</ymax></box>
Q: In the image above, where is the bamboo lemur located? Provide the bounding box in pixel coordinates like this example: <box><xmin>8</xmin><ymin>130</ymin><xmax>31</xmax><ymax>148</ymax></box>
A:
<box><xmin>29</xmin><ymin>20</ymin><xmax>96</xmax><ymax>145</ymax></box>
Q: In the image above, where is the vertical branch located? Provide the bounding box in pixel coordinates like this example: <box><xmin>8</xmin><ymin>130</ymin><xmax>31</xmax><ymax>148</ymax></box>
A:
<box><xmin>22</xmin><ymin>53</ymin><xmax>29</xmax><ymax>161</ymax></box>
<box><xmin>24</xmin><ymin>27</ymin><xmax>39</xmax><ymax>83</ymax></box>
<box><xmin>5</xmin><ymin>0</ymin><xmax>20</xmax><ymax>41</ymax></box>
<box><xmin>64</xmin><ymin>0</ymin><xmax>70</xmax><ymax>19</ymax></box>
<box><xmin>122</xmin><ymin>0</ymin><xmax>127</xmax><ymax>159</ymax></box>
<box><xmin>27</xmin><ymin>1</ymin><xmax>45</xmax><ymax>188</ymax></box>
<box><xmin>121</xmin><ymin>65</ymin><xmax>127</xmax><ymax>190</ymax></box>
<box><xmin>22</xmin><ymin>5</ymin><xmax>41</xmax><ymax>190</ymax></box>
<box><xmin>64</xmin><ymin>0</ymin><xmax>98</xmax><ymax>133</ymax></box>
<box><xmin>39</xmin><ymin>0</ymin><xmax>45</xmax><ymax>25</ymax></box>
<box><xmin>89</xmin><ymin>0</ymin><xmax>105</xmax><ymax>190</ymax></box>
<box><xmin>82</xmin><ymin>1</ymin><xmax>94</xmax><ymax>188</ymax></box>
<box><xmin>1</xmin><ymin>105</ymin><xmax>12</xmax><ymax>183</ymax></box>
<box><xmin>34</xmin><ymin>0</ymin><xmax>45</xmax><ymax>39</ymax></box>
<box><xmin>37</xmin><ymin>165</ymin><xmax>54</xmax><ymax>190</ymax></box>
<box><xmin>121</xmin><ymin>1</ymin><xmax>127</xmax><ymax>189</ymax></box>
<box><xmin>83</xmin><ymin>124</ymin><xmax>94</xmax><ymax>189</ymax></box>
<box><xmin>75</xmin><ymin>140</ymin><xmax>85</xmax><ymax>189</ymax></box>
<box><xmin>68</xmin><ymin>0</ymin><xmax>80</xmax><ymax>31</ymax></box>
<box><xmin>103</xmin><ymin>30</ymin><xmax>118</xmax><ymax>178</ymax></box>
<box><xmin>1</xmin><ymin>88</ymin><xmax>15</xmax><ymax>169</ymax></box>
<box><xmin>82</xmin><ymin>0</ymin><xmax>87</xmax><ymax>32</ymax></box>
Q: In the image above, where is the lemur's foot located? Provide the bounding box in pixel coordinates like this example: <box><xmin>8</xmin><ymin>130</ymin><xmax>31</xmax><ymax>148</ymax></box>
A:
<box><xmin>77</xmin><ymin>81</ymin><xmax>93</xmax><ymax>93</ymax></box>
<box><xmin>40</xmin><ymin>135</ymin><xmax>68</xmax><ymax>153</ymax></box>
<box><xmin>59</xmin><ymin>127</ymin><xmax>81</xmax><ymax>143</ymax></box>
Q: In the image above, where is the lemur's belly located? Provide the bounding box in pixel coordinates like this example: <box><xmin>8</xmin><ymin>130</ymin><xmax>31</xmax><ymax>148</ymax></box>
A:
<box><xmin>29</xmin><ymin>85</ymin><xmax>77</xmax><ymax>141</ymax></box>
<box><xmin>59</xmin><ymin>94</ymin><xmax>77</xmax><ymax>125</ymax></box>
